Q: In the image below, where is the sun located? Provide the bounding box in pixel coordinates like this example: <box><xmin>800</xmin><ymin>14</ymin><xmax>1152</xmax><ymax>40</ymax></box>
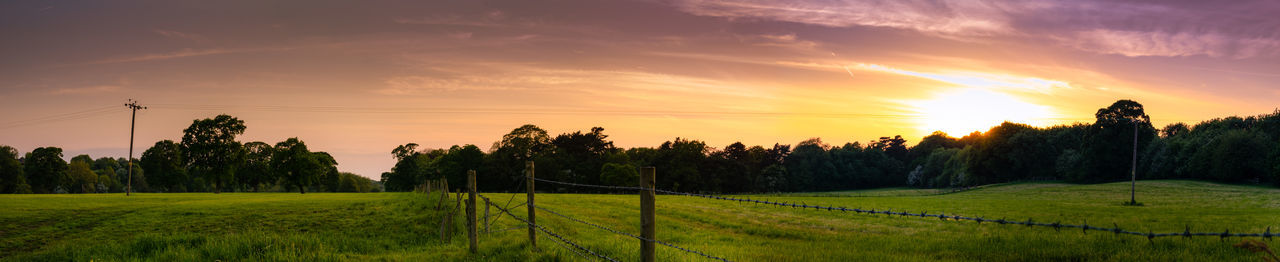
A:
<box><xmin>912</xmin><ymin>89</ymin><xmax>1054</xmax><ymax>136</ymax></box>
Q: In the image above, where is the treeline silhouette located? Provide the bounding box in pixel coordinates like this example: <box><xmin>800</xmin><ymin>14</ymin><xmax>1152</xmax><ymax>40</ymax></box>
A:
<box><xmin>0</xmin><ymin>115</ymin><xmax>379</xmax><ymax>194</ymax></box>
<box><xmin>2</xmin><ymin>100</ymin><xmax>1277</xmax><ymax>194</ymax></box>
<box><xmin>380</xmin><ymin>100</ymin><xmax>1280</xmax><ymax>193</ymax></box>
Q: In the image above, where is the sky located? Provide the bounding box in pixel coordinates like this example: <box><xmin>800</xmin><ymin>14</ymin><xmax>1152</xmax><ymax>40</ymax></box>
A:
<box><xmin>2</xmin><ymin>0</ymin><xmax>1278</xmax><ymax>179</ymax></box>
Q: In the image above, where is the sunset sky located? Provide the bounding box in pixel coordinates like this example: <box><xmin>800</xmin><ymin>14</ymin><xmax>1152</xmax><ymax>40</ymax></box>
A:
<box><xmin>2</xmin><ymin>0</ymin><xmax>1278</xmax><ymax>179</ymax></box>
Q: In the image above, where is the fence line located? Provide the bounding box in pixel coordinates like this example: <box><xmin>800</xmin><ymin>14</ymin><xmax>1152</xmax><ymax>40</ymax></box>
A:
<box><xmin>531</xmin><ymin>176</ymin><xmax>649</xmax><ymax>192</ymax></box>
<box><xmin>529</xmin><ymin>175</ymin><xmax>1277</xmax><ymax>241</ymax></box>
<box><xmin>480</xmin><ymin>193</ymin><xmax>621</xmax><ymax>262</ymax></box>
<box><xmin>534</xmin><ymin>205</ymin><xmax>732</xmax><ymax>262</ymax></box>
<box><xmin>458</xmin><ymin>169</ymin><xmax>1276</xmax><ymax>261</ymax></box>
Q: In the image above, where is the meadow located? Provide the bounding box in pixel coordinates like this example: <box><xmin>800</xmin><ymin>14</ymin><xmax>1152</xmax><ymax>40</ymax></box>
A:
<box><xmin>1</xmin><ymin>180</ymin><xmax>1277</xmax><ymax>261</ymax></box>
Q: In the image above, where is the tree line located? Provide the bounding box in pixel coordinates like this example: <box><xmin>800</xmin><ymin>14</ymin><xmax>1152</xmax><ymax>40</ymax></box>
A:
<box><xmin>3</xmin><ymin>100</ymin><xmax>1277</xmax><ymax>194</ymax></box>
<box><xmin>0</xmin><ymin>114</ymin><xmax>379</xmax><ymax>194</ymax></box>
<box><xmin>380</xmin><ymin>100</ymin><xmax>1280</xmax><ymax>193</ymax></box>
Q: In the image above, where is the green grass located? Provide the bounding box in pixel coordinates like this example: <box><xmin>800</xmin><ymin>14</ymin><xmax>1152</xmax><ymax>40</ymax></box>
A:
<box><xmin>2</xmin><ymin>180</ymin><xmax>1278</xmax><ymax>261</ymax></box>
<box><xmin>0</xmin><ymin>192</ymin><xmax>469</xmax><ymax>261</ymax></box>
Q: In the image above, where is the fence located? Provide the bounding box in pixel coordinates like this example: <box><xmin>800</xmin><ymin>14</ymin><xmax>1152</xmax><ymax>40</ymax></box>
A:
<box><xmin>446</xmin><ymin>162</ymin><xmax>1275</xmax><ymax>261</ymax></box>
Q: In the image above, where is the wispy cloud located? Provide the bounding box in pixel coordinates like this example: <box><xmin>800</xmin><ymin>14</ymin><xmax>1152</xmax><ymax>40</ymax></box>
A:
<box><xmin>670</xmin><ymin>0</ymin><xmax>1280</xmax><ymax>58</ymax></box>
<box><xmin>670</xmin><ymin>0</ymin><xmax>1014</xmax><ymax>37</ymax></box>
<box><xmin>853</xmin><ymin>63</ymin><xmax>1071</xmax><ymax>93</ymax></box>
<box><xmin>393</xmin><ymin>11</ymin><xmax>512</xmax><ymax>27</ymax></box>
<box><xmin>50</xmin><ymin>85</ymin><xmax>124</xmax><ymax>95</ymax></box>
<box><xmin>1067</xmin><ymin>30</ymin><xmax>1280</xmax><ymax>58</ymax></box>
<box><xmin>81</xmin><ymin>47</ymin><xmax>283</xmax><ymax>65</ymax></box>
<box><xmin>377</xmin><ymin>64</ymin><xmax>773</xmax><ymax>102</ymax></box>
<box><xmin>153</xmin><ymin>29</ymin><xmax>208</xmax><ymax>42</ymax></box>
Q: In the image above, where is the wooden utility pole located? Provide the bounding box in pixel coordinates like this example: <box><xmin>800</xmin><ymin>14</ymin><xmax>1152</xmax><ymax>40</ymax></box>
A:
<box><xmin>640</xmin><ymin>167</ymin><xmax>656</xmax><ymax>262</ymax></box>
<box><xmin>467</xmin><ymin>170</ymin><xmax>478</xmax><ymax>254</ymax></box>
<box><xmin>526</xmin><ymin>161</ymin><xmax>537</xmax><ymax>250</ymax></box>
<box><xmin>124</xmin><ymin>99</ymin><xmax>146</xmax><ymax>196</ymax></box>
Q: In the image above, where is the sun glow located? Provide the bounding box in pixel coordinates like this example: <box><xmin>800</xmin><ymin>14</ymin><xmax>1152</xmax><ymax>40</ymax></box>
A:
<box><xmin>913</xmin><ymin>89</ymin><xmax>1054</xmax><ymax>136</ymax></box>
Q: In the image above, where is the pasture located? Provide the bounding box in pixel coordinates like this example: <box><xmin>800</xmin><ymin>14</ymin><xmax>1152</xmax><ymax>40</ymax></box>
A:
<box><xmin>1</xmin><ymin>180</ymin><xmax>1277</xmax><ymax>261</ymax></box>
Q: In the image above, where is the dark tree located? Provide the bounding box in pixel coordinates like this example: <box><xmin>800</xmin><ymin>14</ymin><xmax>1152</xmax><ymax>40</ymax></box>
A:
<box><xmin>438</xmin><ymin>145</ymin><xmax>484</xmax><ymax>191</ymax></box>
<box><xmin>272</xmin><ymin>138</ymin><xmax>324</xmax><ymax>194</ymax></box>
<box><xmin>141</xmin><ymin>140</ymin><xmax>187</xmax><ymax>192</ymax></box>
<box><xmin>1077</xmin><ymin>100</ymin><xmax>1157</xmax><ymax>183</ymax></box>
<box><xmin>313</xmin><ymin>151</ymin><xmax>339</xmax><ymax>192</ymax></box>
<box><xmin>0</xmin><ymin>146</ymin><xmax>31</xmax><ymax>193</ymax></box>
<box><xmin>181</xmin><ymin>115</ymin><xmax>246</xmax><ymax>193</ymax></box>
<box><xmin>550</xmin><ymin>127</ymin><xmax>617</xmax><ymax>191</ymax></box>
<box><xmin>654</xmin><ymin>138</ymin><xmax>709</xmax><ymax>192</ymax></box>
<box><xmin>24</xmin><ymin>147</ymin><xmax>67</xmax><ymax>193</ymax></box>
<box><xmin>908</xmin><ymin>131</ymin><xmax>961</xmax><ymax>166</ymax></box>
<box><xmin>239</xmin><ymin>141</ymin><xmax>274</xmax><ymax>192</ymax></box>
<box><xmin>785</xmin><ymin>138</ymin><xmax>834</xmax><ymax>191</ymax></box>
<box><xmin>485</xmin><ymin>125</ymin><xmax>554</xmax><ymax>191</ymax></box>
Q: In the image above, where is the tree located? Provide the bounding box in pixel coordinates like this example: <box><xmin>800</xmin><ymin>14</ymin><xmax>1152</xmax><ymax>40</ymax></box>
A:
<box><xmin>437</xmin><ymin>145</ymin><xmax>485</xmax><ymax>191</ymax></box>
<box><xmin>141</xmin><ymin>140</ymin><xmax>187</xmax><ymax>192</ymax></box>
<box><xmin>1203</xmin><ymin>130</ymin><xmax>1271</xmax><ymax>182</ymax></box>
<box><xmin>497</xmin><ymin>124</ymin><xmax>553</xmax><ymax>160</ymax></box>
<box><xmin>1077</xmin><ymin>100</ymin><xmax>1157</xmax><ymax>183</ymax></box>
<box><xmin>239</xmin><ymin>141</ymin><xmax>274</xmax><ymax>192</ymax></box>
<box><xmin>120</xmin><ymin>162</ymin><xmax>148</xmax><ymax>193</ymax></box>
<box><xmin>24</xmin><ymin>147</ymin><xmax>67</xmax><ymax>194</ymax></box>
<box><xmin>486</xmin><ymin>125</ymin><xmax>555</xmax><ymax>191</ymax></box>
<box><xmin>91</xmin><ymin>157</ymin><xmax>123</xmax><ymax>192</ymax></box>
<box><xmin>336</xmin><ymin>172</ymin><xmax>373</xmax><ymax>193</ymax></box>
<box><xmin>908</xmin><ymin>131</ymin><xmax>961</xmax><ymax>166</ymax></box>
<box><xmin>313</xmin><ymin>151</ymin><xmax>339</xmax><ymax>192</ymax></box>
<box><xmin>600</xmin><ymin>162</ymin><xmax>639</xmax><ymax>187</ymax></box>
<box><xmin>66</xmin><ymin>161</ymin><xmax>97</xmax><ymax>193</ymax></box>
<box><xmin>550</xmin><ymin>127</ymin><xmax>617</xmax><ymax>190</ymax></box>
<box><xmin>384</xmin><ymin>153</ymin><xmax>432</xmax><ymax>192</ymax></box>
<box><xmin>272</xmin><ymin>138</ymin><xmax>324</xmax><ymax>194</ymax></box>
<box><xmin>392</xmin><ymin>143</ymin><xmax>419</xmax><ymax>162</ymax></box>
<box><xmin>655</xmin><ymin>138</ymin><xmax>709</xmax><ymax>192</ymax></box>
<box><xmin>872</xmin><ymin>135</ymin><xmax>909</xmax><ymax>163</ymax></box>
<box><xmin>784</xmin><ymin>138</ymin><xmax>834</xmax><ymax>191</ymax></box>
<box><xmin>181</xmin><ymin>115</ymin><xmax>246</xmax><ymax>193</ymax></box>
<box><xmin>0</xmin><ymin>146</ymin><xmax>31</xmax><ymax>193</ymax></box>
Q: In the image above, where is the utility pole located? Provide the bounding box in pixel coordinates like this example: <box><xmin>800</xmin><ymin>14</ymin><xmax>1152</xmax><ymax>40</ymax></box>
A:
<box><xmin>1129</xmin><ymin>119</ymin><xmax>1138</xmax><ymax>205</ymax></box>
<box><xmin>125</xmin><ymin>99</ymin><xmax>146</xmax><ymax>196</ymax></box>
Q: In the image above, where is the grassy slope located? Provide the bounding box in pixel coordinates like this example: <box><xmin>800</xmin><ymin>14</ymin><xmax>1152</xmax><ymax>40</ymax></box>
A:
<box><xmin>1</xmin><ymin>180</ymin><xmax>1277</xmax><ymax>261</ymax></box>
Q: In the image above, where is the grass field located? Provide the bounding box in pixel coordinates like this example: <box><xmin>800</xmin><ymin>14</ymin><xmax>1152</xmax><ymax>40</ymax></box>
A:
<box><xmin>2</xmin><ymin>180</ymin><xmax>1278</xmax><ymax>261</ymax></box>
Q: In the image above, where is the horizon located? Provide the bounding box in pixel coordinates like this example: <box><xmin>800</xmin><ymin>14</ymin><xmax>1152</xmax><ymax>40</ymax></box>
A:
<box><xmin>3</xmin><ymin>0</ymin><xmax>1279</xmax><ymax>180</ymax></box>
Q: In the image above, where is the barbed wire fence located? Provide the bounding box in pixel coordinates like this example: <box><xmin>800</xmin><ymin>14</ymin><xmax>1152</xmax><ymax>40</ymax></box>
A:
<box><xmin>456</xmin><ymin>163</ymin><xmax>1275</xmax><ymax>261</ymax></box>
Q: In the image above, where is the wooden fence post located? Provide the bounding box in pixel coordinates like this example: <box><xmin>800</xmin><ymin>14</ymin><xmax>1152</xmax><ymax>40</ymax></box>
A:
<box><xmin>467</xmin><ymin>170</ymin><xmax>478</xmax><ymax>254</ymax></box>
<box><xmin>526</xmin><ymin>161</ymin><xmax>537</xmax><ymax>250</ymax></box>
<box><xmin>641</xmin><ymin>167</ymin><xmax>656</xmax><ymax>262</ymax></box>
<box><xmin>484</xmin><ymin>197</ymin><xmax>490</xmax><ymax>234</ymax></box>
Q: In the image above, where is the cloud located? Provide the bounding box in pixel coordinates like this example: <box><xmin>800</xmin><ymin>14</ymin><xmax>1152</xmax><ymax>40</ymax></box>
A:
<box><xmin>669</xmin><ymin>0</ymin><xmax>1280</xmax><ymax>58</ymax></box>
<box><xmin>153</xmin><ymin>29</ymin><xmax>208</xmax><ymax>42</ymax></box>
<box><xmin>50</xmin><ymin>85</ymin><xmax>123</xmax><ymax>95</ymax></box>
<box><xmin>1067</xmin><ymin>30</ymin><xmax>1280</xmax><ymax>59</ymax></box>
<box><xmin>853</xmin><ymin>63</ymin><xmax>1071</xmax><ymax>93</ymax></box>
<box><xmin>670</xmin><ymin>0</ymin><xmax>1014</xmax><ymax>36</ymax></box>
<box><xmin>82</xmin><ymin>47</ymin><xmax>284</xmax><ymax>65</ymax></box>
<box><xmin>393</xmin><ymin>15</ymin><xmax>507</xmax><ymax>27</ymax></box>
<box><xmin>376</xmin><ymin>64</ymin><xmax>772</xmax><ymax>101</ymax></box>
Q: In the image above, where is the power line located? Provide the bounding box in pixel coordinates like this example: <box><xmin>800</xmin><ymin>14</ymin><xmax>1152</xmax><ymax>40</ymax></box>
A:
<box><xmin>0</xmin><ymin>105</ymin><xmax>120</xmax><ymax>130</ymax></box>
